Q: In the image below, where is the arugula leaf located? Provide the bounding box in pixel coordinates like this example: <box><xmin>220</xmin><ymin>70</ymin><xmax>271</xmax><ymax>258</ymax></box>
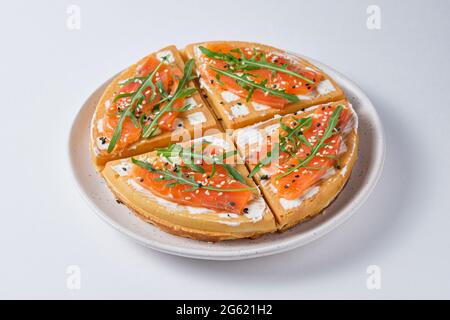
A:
<box><xmin>222</xmin><ymin>164</ymin><xmax>247</xmax><ymax>184</ymax></box>
<box><xmin>176</xmin><ymin>87</ymin><xmax>197</xmax><ymax>99</ymax></box>
<box><xmin>279</xmin><ymin>116</ymin><xmax>313</xmax><ymax>153</ymax></box>
<box><xmin>119</xmin><ymin>76</ymin><xmax>147</xmax><ymax>86</ymax></box>
<box><xmin>131</xmin><ymin>157</ymin><xmax>156</xmax><ymax>172</ymax></box>
<box><xmin>142</xmin><ymin>59</ymin><xmax>196</xmax><ymax>138</ymax></box>
<box><xmin>155</xmin><ymin>80</ymin><xmax>169</xmax><ymax>99</ymax></box>
<box><xmin>156</xmin><ymin>142</ymin><xmax>247</xmax><ymax>184</ymax></box>
<box><xmin>113</xmin><ymin>92</ymin><xmax>135</xmax><ymax>103</ymax></box>
<box><xmin>107</xmin><ymin>57</ymin><xmax>166</xmax><ymax>153</ymax></box>
<box><xmin>210</xmin><ymin>66</ymin><xmax>299</xmax><ymax>103</ymax></box>
<box><xmin>275</xmin><ymin>104</ymin><xmax>344</xmax><ymax>179</ymax></box>
<box><xmin>247</xmin><ymin>105</ymin><xmax>344</xmax><ymax>179</ymax></box>
<box><xmin>242</xmin><ymin>59</ymin><xmax>315</xmax><ymax>85</ymax></box>
<box><xmin>209</xmin><ymin>162</ymin><xmax>216</xmax><ymax>178</ymax></box>
<box><xmin>186</xmin><ymin>163</ymin><xmax>205</xmax><ymax>173</ymax></box>
<box><xmin>158</xmin><ymin>144</ymin><xmax>237</xmax><ymax>165</ymax></box>
<box><xmin>199</xmin><ymin>46</ymin><xmax>238</xmax><ymax>63</ymax></box>
<box><xmin>246</xmin><ymin>87</ymin><xmax>255</xmax><ymax>102</ymax></box>
<box><xmin>215</xmin><ymin>73</ymin><xmax>224</xmax><ymax>85</ymax></box>
<box><xmin>200</xmin><ymin>46</ymin><xmax>315</xmax><ymax>84</ymax></box>
<box><xmin>131</xmin><ymin>158</ymin><xmax>256</xmax><ymax>192</ymax></box>
<box><xmin>248</xmin><ymin>116</ymin><xmax>314</xmax><ymax>177</ymax></box>
<box><xmin>177</xmin><ymin>104</ymin><xmax>192</xmax><ymax>113</ymax></box>
<box><xmin>298</xmin><ymin>134</ymin><xmax>312</xmax><ymax>147</ymax></box>
<box><xmin>248</xmin><ymin>144</ymin><xmax>280</xmax><ymax>178</ymax></box>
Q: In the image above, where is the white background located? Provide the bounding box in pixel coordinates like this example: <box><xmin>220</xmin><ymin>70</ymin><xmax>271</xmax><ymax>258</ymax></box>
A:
<box><xmin>1</xmin><ymin>0</ymin><xmax>449</xmax><ymax>299</ymax></box>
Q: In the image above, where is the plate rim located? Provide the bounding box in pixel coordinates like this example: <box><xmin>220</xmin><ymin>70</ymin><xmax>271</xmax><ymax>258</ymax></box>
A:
<box><xmin>68</xmin><ymin>54</ymin><xmax>386</xmax><ymax>260</ymax></box>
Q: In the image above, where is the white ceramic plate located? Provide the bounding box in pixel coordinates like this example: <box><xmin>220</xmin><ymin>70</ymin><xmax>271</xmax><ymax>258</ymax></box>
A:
<box><xmin>68</xmin><ymin>55</ymin><xmax>385</xmax><ymax>260</ymax></box>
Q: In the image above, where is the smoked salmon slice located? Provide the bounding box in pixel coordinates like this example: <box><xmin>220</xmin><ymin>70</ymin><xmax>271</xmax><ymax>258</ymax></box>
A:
<box><xmin>197</xmin><ymin>43</ymin><xmax>324</xmax><ymax>109</ymax></box>
<box><xmin>101</xmin><ymin>55</ymin><xmax>195</xmax><ymax>153</ymax></box>
<box><xmin>250</xmin><ymin>104</ymin><xmax>351</xmax><ymax>200</ymax></box>
<box><xmin>130</xmin><ymin>142</ymin><xmax>255</xmax><ymax>214</ymax></box>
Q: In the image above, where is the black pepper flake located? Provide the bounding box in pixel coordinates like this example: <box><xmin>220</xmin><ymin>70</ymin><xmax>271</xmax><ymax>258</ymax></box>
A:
<box><xmin>295</xmin><ymin>175</ymin><xmax>300</xmax><ymax>178</ymax></box>
<box><xmin>321</xmin><ymin>107</ymin><xmax>325</xmax><ymax>111</ymax></box>
<box><xmin>229</xmin><ymin>201</ymin><xmax>236</xmax><ymax>207</ymax></box>
<box><xmin>203</xmin><ymin>94</ymin><xmax>208</xmax><ymax>98</ymax></box>
<box><xmin>219</xmin><ymin>101</ymin><xmax>224</xmax><ymax>105</ymax></box>
<box><xmin>316</xmin><ymin>123</ymin><xmax>321</xmax><ymax>127</ymax></box>
<box><xmin>99</xmin><ymin>137</ymin><xmax>107</xmax><ymax>145</ymax></box>
<box><xmin>336</xmin><ymin>165</ymin><xmax>342</xmax><ymax>170</ymax></box>
<box><xmin>284</xmin><ymin>184</ymin><xmax>290</xmax><ymax>189</ymax></box>
<box><xmin>243</xmin><ymin>208</ymin><xmax>249</xmax><ymax>214</ymax></box>
<box><xmin>301</xmin><ymin>108</ymin><xmax>306</xmax><ymax>111</ymax></box>
<box><xmin>115</xmin><ymin>199</ymin><xmax>123</xmax><ymax>204</ymax></box>
<box><xmin>260</xmin><ymin>174</ymin><xmax>269</xmax><ymax>180</ymax></box>
<box><xmin>237</xmin><ymin>102</ymin><xmax>242</xmax><ymax>105</ymax></box>
<box><xmin>210</xmin><ymin>79</ymin><xmax>214</xmax><ymax>84</ymax></box>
